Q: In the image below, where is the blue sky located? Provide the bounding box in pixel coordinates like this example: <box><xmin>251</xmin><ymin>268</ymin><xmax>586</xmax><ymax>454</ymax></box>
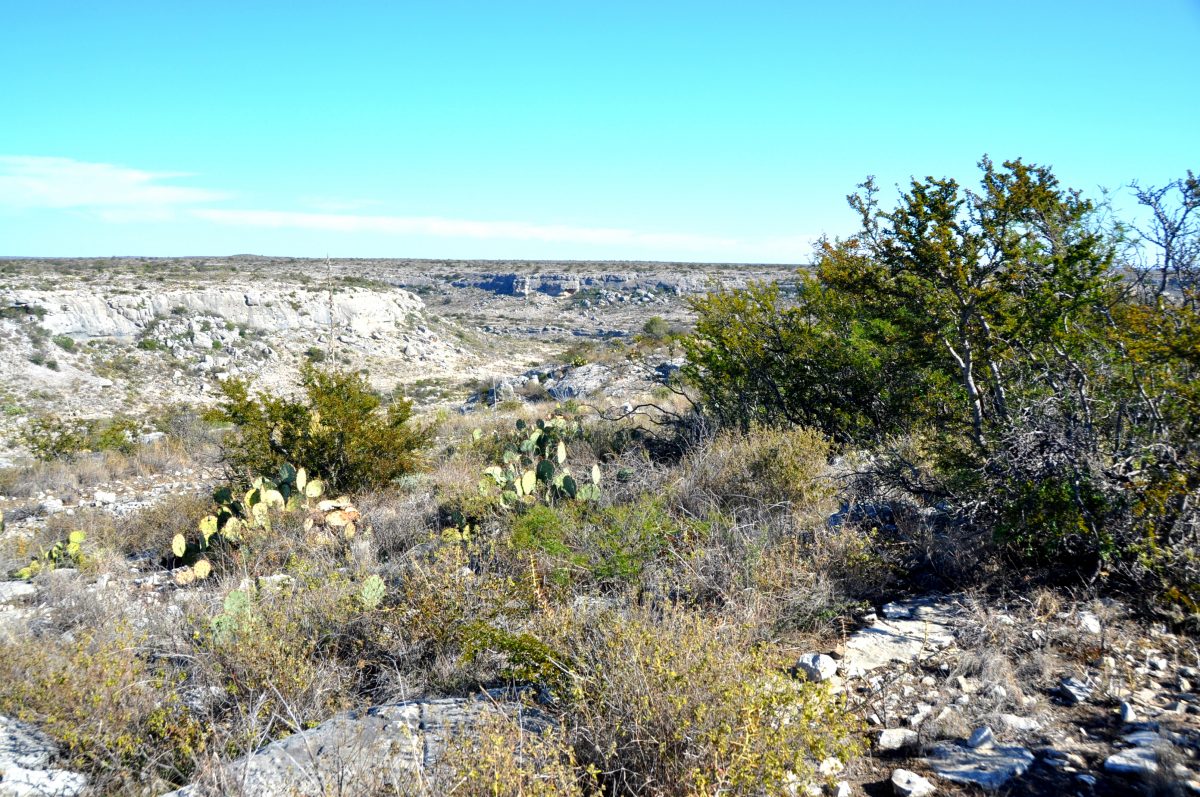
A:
<box><xmin>1</xmin><ymin>1</ymin><xmax>1197</xmax><ymax>263</ymax></box>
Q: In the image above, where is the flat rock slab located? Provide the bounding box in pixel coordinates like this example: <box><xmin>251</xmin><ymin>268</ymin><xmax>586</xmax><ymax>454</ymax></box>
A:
<box><xmin>845</xmin><ymin>597</ymin><xmax>960</xmax><ymax>673</ymax></box>
<box><xmin>0</xmin><ymin>765</ymin><xmax>88</xmax><ymax>796</ymax></box>
<box><xmin>0</xmin><ymin>717</ymin><xmax>56</xmax><ymax>770</ymax></box>
<box><xmin>925</xmin><ymin>743</ymin><xmax>1034</xmax><ymax>790</ymax></box>
<box><xmin>0</xmin><ymin>583</ymin><xmax>35</xmax><ymax>605</ymax></box>
<box><xmin>1104</xmin><ymin>746</ymin><xmax>1159</xmax><ymax>776</ymax></box>
<box><xmin>163</xmin><ymin>696</ymin><xmax>547</xmax><ymax>797</ymax></box>
<box><xmin>0</xmin><ymin>716</ymin><xmax>88</xmax><ymax>796</ymax></box>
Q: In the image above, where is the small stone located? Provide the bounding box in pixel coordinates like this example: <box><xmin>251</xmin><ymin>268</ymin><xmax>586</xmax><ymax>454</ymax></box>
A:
<box><xmin>1058</xmin><ymin>676</ymin><xmax>1093</xmax><ymax>706</ymax></box>
<box><xmin>985</xmin><ymin>684</ymin><xmax>1008</xmax><ymax>701</ymax></box>
<box><xmin>955</xmin><ymin>676</ymin><xmax>977</xmax><ymax>694</ymax></box>
<box><xmin>1120</xmin><ymin>701</ymin><xmax>1138</xmax><ymax>724</ymax></box>
<box><xmin>920</xmin><ymin>676</ymin><xmax>936</xmax><ymax>687</ymax></box>
<box><xmin>818</xmin><ymin>757</ymin><xmax>844</xmax><ymax>777</ymax></box>
<box><xmin>891</xmin><ymin>768</ymin><xmax>936</xmax><ymax>797</ymax></box>
<box><xmin>827</xmin><ymin>781</ymin><xmax>851</xmax><ymax>797</ymax></box>
<box><xmin>967</xmin><ymin>726</ymin><xmax>995</xmax><ymax>750</ymax></box>
<box><xmin>883</xmin><ymin>602</ymin><xmax>912</xmax><ymax>620</ymax></box>
<box><xmin>1078</xmin><ymin>611</ymin><xmax>1102</xmax><ymax>634</ymax></box>
<box><xmin>39</xmin><ymin>498</ymin><xmax>64</xmax><ymax>514</ymax></box>
<box><xmin>907</xmin><ymin>703</ymin><xmax>933</xmax><ymax>726</ymax></box>
<box><xmin>1150</xmin><ymin>656</ymin><xmax>1169</xmax><ymax>671</ymax></box>
<box><xmin>999</xmin><ymin>714</ymin><xmax>1041</xmax><ymax>733</ymax></box>
<box><xmin>1180</xmin><ymin>677</ymin><xmax>1192</xmax><ymax>693</ymax></box>
<box><xmin>93</xmin><ymin>490</ymin><xmax>117</xmax><ymax>505</ymax></box>
<box><xmin>878</xmin><ymin>728</ymin><xmax>919</xmax><ymax>751</ymax></box>
<box><xmin>796</xmin><ymin>653</ymin><xmax>838</xmax><ymax>683</ymax></box>
<box><xmin>1076</xmin><ymin>773</ymin><xmax>1098</xmax><ymax>786</ymax></box>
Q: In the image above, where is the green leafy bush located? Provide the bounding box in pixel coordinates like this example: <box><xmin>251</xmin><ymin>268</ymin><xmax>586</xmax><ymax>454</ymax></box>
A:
<box><xmin>20</xmin><ymin>414</ymin><xmax>140</xmax><ymax>460</ymax></box>
<box><xmin>213</xmin><ymin>365</ymin><xmax>430</xmax><ymax>493</ymax></box>
<box><xmin>641</xmin><ymin>315</ymin><xmax>671</xmax><ymax>340</ymax></box>
<box><xmin>0</xmin><ymin>624</ymin><xmax>204</xmax><ymax>793</ymax></box>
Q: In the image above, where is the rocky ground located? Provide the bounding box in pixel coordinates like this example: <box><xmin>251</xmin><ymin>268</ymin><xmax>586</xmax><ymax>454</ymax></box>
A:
<box><xmin>2</xmin><ymin>257</ymin><xmax>1198</xmax><ymax>796</ymax></box>
<box><xmin>1</xmin><ymin>557</ymin><xmax>1197</xmax><ymax>795</ymax></box>
<box><xmin>0</xmin><ymin>256</ymin><xmax>789</xmax><ymax>467</ymax></box>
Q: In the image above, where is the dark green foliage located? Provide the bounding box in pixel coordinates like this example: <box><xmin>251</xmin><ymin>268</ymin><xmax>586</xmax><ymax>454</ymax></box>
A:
<box><xmin>684</xmin><ymin>279</ymin><xmax>930</xmax><ymax>442</ymax></box>
<box><xmin>213</xmin><ymin>365</ymin><xmax>430</xmax><ymax>492</ymax></box>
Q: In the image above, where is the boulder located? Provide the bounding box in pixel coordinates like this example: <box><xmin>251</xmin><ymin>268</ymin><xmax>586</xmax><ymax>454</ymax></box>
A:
<box><xmin>0</xmin><ymin>583</ymin><xmax>36</xmax><ymax>605</ymax></box>
<box><xmin>795</xmin><ymin>653</ymin><xmax>838</xmax><ymax>683</ymax></box>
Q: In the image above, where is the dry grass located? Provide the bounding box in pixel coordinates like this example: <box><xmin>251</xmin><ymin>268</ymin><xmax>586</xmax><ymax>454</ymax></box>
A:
<box><xmin>676</xmin><ymin>423</ymin><xmax>836</xmax><ymax>523</ymax></box>
<box><xmin>0</xmin><ymin>437</ymin><xmax>208</xmax><ymax>501</ymax></box>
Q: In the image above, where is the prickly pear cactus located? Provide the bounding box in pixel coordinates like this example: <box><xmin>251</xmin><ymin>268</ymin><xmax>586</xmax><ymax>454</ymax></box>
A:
<box><xmin>479</xmin><ymin>414</ymin><xmax>603</xmax><ymax>509</ymax></box>
<box><xmin>172</xmin><ymin>463</ymin><xmax>366</xmax><ymax>585</ymax></box>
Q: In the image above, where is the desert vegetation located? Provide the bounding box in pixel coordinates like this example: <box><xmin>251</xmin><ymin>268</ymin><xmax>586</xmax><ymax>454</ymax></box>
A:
<box><xmin>0</xmin><ymin>160</ymin><xmax>1197</xmax><ymax>796</ymax></box>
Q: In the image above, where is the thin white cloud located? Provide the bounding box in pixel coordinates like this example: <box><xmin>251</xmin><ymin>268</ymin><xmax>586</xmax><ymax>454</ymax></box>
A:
<box><xmin>0</xmin><ymin>155</ymin><xmax>813</xmax><ymax>261</ymax></box>
<box><xmin>0</xmin><ymin>155</ymin><xmax>227</xmax><ymax>209</ymax></box>
<box><xmin>193</xmin><ymin>208</ymin><xmax>740</xmax><ymax>251</ymax></box>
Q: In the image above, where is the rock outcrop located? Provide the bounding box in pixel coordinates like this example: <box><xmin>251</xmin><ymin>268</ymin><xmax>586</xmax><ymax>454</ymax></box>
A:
<box><xmin>163</xmin><ymin>695</ymin><xmax>548</xmax><ymax>797</ymax></box>
<box><xmin>4</xmin><ymin>287</ymin><xmax>424</xmax><ymax>342</ymax></box>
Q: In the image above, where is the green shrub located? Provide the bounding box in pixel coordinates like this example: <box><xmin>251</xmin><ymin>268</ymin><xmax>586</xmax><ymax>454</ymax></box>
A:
<box><xmin>52</xmin><ymin>334</ymin><xmax>76</xmax><ymax>352</ymax></box>
<box><xmin>511</xmin><ymin>504</ymin><xmax>570</xmax><ymax>556</ymax></box>
<box><xmin>213</xmin><ymin>365</ymin><xmax>430</xmax><ymax>492</ymax></box>
<box><xmin>578</xmin><ymin>495</ymin><xmax>679</xmax><ymax>586</ymax></box>
<box><xmin>0</xmin><ymin>624</ymin><xmax>204</xmax><ymax>792</ymax></box>
<box><xmin>19</xmin><ymin>414</ymin><xmax>140</xmax><ymax>460</ymax></box>
<box><xmin>641</xmin><ymin>316</ymin><xmax>671</xmax><ymax>340</ymax></box>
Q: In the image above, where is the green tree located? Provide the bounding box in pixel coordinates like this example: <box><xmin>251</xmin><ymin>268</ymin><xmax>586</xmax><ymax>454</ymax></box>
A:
<box><xmin>687</xmin><ymin>158</ymin><xmax>1200</xmax><ymax>598</ymax></box>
